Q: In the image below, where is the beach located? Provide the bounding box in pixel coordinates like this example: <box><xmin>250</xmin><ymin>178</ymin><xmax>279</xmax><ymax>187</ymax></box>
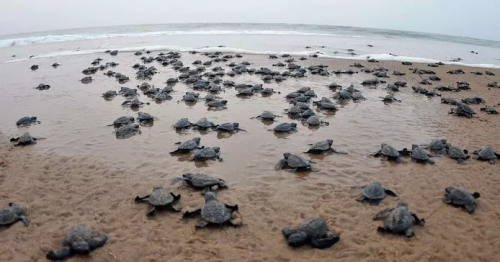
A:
<box><xmin>0</xmin><ymin>38</ymin><xmax>499</xmax><ymax>262</ymax></box>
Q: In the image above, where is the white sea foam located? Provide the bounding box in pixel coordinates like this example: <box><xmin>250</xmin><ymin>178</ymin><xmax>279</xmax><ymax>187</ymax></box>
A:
<box><xmin>2</xmin><ymin>46</ymin><xmax>499</xmax><ymax>69</ymax></box>
<box><xmin>0</xmin><ymin>30</ymin><xmax>366</xmax><ymax>48</ymax></box>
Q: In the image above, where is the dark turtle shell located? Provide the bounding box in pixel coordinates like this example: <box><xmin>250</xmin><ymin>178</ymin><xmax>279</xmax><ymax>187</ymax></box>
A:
<box><xmin>258</xmin><ymin>111</ymin><xmax>278</xmax><ymax>120</ymax></box>
<box><xmin>201</xmin><ymin>192</ymin><xmax>232</xmax><ymax>224</ymax></box>
<box><xmin>447</xmin><ymin>146</ymin><xmax>467</xmax><ymax>160</ymax></box>
<box><xmin>181</xmin><ymin>173</ymin><xmax>225</xmax><ymax>188</ymax></box>
<box><xmin>383</xmin><ymin>202</ymin><xmax>413</xmax><ymax>233</ymax></box>
<box><xmin>195</xmin><ymin>118</ymin><xmax>216</xmax><ymax>128</ymax></box>
<box><xmin>361</xmin><ymin>182</ymin><xmax>386</xmax><ymax>200</ymax></box>
<box><xmin>285</xmin><ymin>154</ymin><xmax>311</xmax><ymax>168</ymax></box>
<box><xmin>148</xmin><ymin>188</ymin><xmax>175</xmax><ymax>206</ymax></box>
<box><xmin>477</xmin><ymin>146</ymin><xmax>498</xmax><ymax>160</ymax></box>
<box><xmin>115</xmin><ymin>124</ymin><xmax>140</xmax><ymax>139</ymax></box>
<box><xmin>273</xmin><ymin>123</ymin><xmax>297</xmax><ymax>132</ymax></box>
<box><xmin>137</xmin><ymin>112</ymin><xmax>154</xmax><ymax>122</ymax></box>
<box><xmin>308</xmin><ymin>140</ymin><xmax>332</xmax><ymax>152</ymax></box>
<box><xmin>174</xmin><ymin>118</ymin><xmax>192</xmax><ymax>129</ymax></box>
<box><xmin>217</xmin><ymin>123</ymin><xmax>238</xmax><ymax>131</ymax></box>
<box><xmin>411</xmin><ymin>145</ymin><xmax>430</xmax><ymax>161</ymax></box>
<box><xmin>306</xmin><ymin>116</ymin><xmax>322</xmax><ymax>126</ymax></box>
<box><xmin>192</xmin><ymin>147</ymin><xmax>220</xmax><ymax>160</ymax></box>
<box><xmin>178</xmin><ymin>137</ymin><xmax>201</xmax><ymax>150</ymax></box>
<box><xmin>380</xmin><ymin>144</ymin><xmax>400</xmax><ymax>157</ymax></box>
<box><xmin>445</xmin><ymin>187</ymin><xmax>477</xmax><ymax>207</ymax></box>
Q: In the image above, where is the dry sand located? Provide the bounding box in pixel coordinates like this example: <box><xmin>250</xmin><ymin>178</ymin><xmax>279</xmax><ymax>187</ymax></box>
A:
<box><xmin>0</xmin><ymin>50</ymin><xmax>500</xmax><ymax>262</ymax></box>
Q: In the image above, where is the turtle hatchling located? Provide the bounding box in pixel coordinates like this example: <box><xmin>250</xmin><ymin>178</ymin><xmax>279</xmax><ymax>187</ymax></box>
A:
<box><xmin>444</xmin><ymin>186</ymin><xmax>480</xmax><ymax>214</ymax></box>
<box><xmin>449</xmin><ymin>103</ymin><xmax>475</xmax><ymax>118</ymax></box>
<box><xmin>305</xmin><ymin>139</ymin><xmax>347</xmax><ymax>154</ymax></box>
<box><xmin>380</xmin><ymin>94</ymin><xmax>401</xmax><ymax>103</ymax></box>
<box><xmin>373</xmin><ymin>201</ymin><xmax>425</xmax><ymax>237</ymax></box>
<box><xmin>282</xmin><ymin>217</ymin><xmax>340</xmax><ymax>249</ymax></box>
<box><xmin>102</xmin><ymin>90</ymin><xmax>117</xmax><ymax>99</ymax></box>
<box><xmin>115</xmin><ymin>124</ymin><xmax>141</xmax><ymax>139</ymax></box>
<box><xmin>173</xmin><ymin>118</ymin><xmax>193</xmax><ymax>130</ymax></box>
<box><xmin>46</xmin><ymin>225</ymin><xmax>108</xmax><ymax>260</ymax></box>
<box><xmin>410</xmin><ymin>144</ymin><xmax>435</xmax><ymax>164</ymax></box>
<box><xmin>480</xmin><ymin>106</ymin><xmax>498</xmax><ymax>114</ymax></box>
<box><xmin>182</xmin><ymin>191</ymin><xmax>241</xmax><ymax>228</ymax></box>
<box><xmin>473</xmin><ymin>146</ymin><xmax>500</xmax><ymax>164</ymax></box>
<box><xmin>422</xmin><ymin>139</ymin><xmax>448</xmax><ymax>155</ymax></box>
<box><xmin>216</xmin><ymin>122</ymin><xmax>245</xmax><ymax>132</ymax></box>
<box><xmin>303</xmin><ymin>116</ymin><xmax>328</xmax><ymax>127</ymax></box>
<box><xmin>10</xmin><ymin>132</ymin><xmax>42</xmax><ymax>146</ymax></box>
<box><xmin>137</xmin><ymin>112</ymin><xmax>154</xmax><ymax>123</ymax></box>
<box><xmin>271</xmin><ymin>123</ymin><xmax>297</xmax><ymax>133</ymax></box>
<box><xmin>189</xmin><ymin>147</ymin><xmax>222</xmax><ymax>162</ymax></box>
<box><xmin>171</xmin><ymin>173</ymin><xmax>227</xmax><ymax>192</ymax></box>
<box><xmin>16</xmin><ymin>116</ymin><xmax>40</xmax><ymax>126</ymax></box>
<box><xmin>193</xmin><ymin>118</ymin><xmax>217</xmax><ymax>130</ymax></box>
<box><xmin>207</xmin><ymin>100</ymin><xmax>228</xmax><ymax>109</ymax></box>
<box><xmin>275</xmin><ymin>153</ymin><xmax>314</xmax><ymax>173</ymax></box>
<box><xmin>0</xmin><ymin>203</ymin><xmax>29</xmax><ymax>227</ymax></box>
<box><xmin>355</xmin><ymin>182</ymin><xmax>398</xmax><ymax>205</ymax></box>
<box><xmin>108</xmin><ymin>116</ymin><xmax>134</xmax><ymax>129</ymax></box>
<box><xmin>135</xmin><ymin>187</ymin><xmax>182</xmax><ymax>216</ymax></box>
<box><xmin>252</xmin><ymin>111</ymin><xmax>282</xmax><ymax>121</ymax></box>
<box><xmin>446</xmin><ymin>145</ymin><xmax>469</xmax><ymax>164</ymax></box>
<box><xmin>371</xmin><ymin>143</ymin><xmax>408</xmax><ymax>163</ymax></box>
<box><xmin>170</xmin><ymin>137</ymin><xmax>203</xmax><ymax>154</ymax></box>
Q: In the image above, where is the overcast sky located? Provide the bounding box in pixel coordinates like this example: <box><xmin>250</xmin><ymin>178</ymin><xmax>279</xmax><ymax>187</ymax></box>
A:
<box><xmin>1</xmin><ymin>0</ymin><xmax>499</xmax><ymax>41</ymax></box>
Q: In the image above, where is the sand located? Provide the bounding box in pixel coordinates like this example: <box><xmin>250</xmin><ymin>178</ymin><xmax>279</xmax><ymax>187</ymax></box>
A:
<box><xmin>0</xmin><ymin>50</ymin><xmax>500</xmax><ymax>262</ymax></box>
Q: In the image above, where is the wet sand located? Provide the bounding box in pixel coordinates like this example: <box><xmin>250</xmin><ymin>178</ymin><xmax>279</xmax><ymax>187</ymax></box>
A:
<box><xmin>0</xmin><ymin>50</ymin><xmax>500</xmax><ymax>261</ymax></box>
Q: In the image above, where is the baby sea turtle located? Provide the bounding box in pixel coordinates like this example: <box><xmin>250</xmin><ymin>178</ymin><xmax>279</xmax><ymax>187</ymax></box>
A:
<box><xmin>480</xmin><ymin>106</ymin><xmax>498</xmax><ymax>114</ymax></box>
<box><xmin>182</xmin><ymin>191</ymin><xmax>240</xmax><ymax>228</ymax></box>
<box><xmin>193</xmin><ymin>118</ymin><xmax>217</xmax><ymax>130</ymax></box>
<box><xmin>16</xmin><ymin>116</ymin><xmax>39</xmax><ymax>126</ymax></box>
<box><xmin>282</xmin><ymin>217</ymin><xmax>340</xmax><ymax>249</ymax></box>
<box><xmin>173</xmin><ymin>118</ymin><xmax>193</xmax><ymax>130</ymax></box>
<box><xmin>303</xmin><ymin>116</ymin><xmax>329</xmax><ymax>126</ymax></box>
<box><xmin>461</xmin><ymin>97</ymin><xmax>485</xmax><ymax>105</ymax></box>
<box><xmin>0</xmin><ymin>203</ymin><xmax>29</xmax><ymax>227</ymax></box>
<box><xmin>119</xmin><ymin>87</ymin><xmax>138</xmax><ymax>97</ymax></box>
<box><xmin>473</xmin><ymin>146</ymin><xmax>500</xmax><ymax>164</ymax></box>
<box><xmin>216</xmin><ymin>123</ymin><xmax>245</xmax><ymax>132</ymax></box>
<box><xmin>446</xmin><ymin>145</ymin><xmax>469</xmax><ymax>164</ymax></box>
<box><xmin>449</xmin><ymin>103</ymin><xmax>475</xmax><ymax>118</ymax></box>
<box><xmin>102</xmin><ymin>90</ymin><xmax>117</xmax><ymax>99</ymax></box>
<box><xmin>34</xmin><ymin>83</ymin><xmax>51</xmax><ymax>90</ymax></box>
<box><xmin>137</xmin><ymin>112</ymin><xmax>154</xmax><ymax>123</ymax></box>
<box><xmin>271</xmin><ymin>123</ymin><xmax>297</xmax><ymax>133</ymax></box>
<box><xmin>371</xmin><ymin>143</ymin><xmax>408</xmax><ymax>163</ymax></box>
<box><xmin>304</xmin><ymin>139</ymin><xmax>347</xmax><ymax>154</ymax></box>
<box><xmin>46</xmin><ymin>225</ymin><xmax>108</xmax><ymax>260</ymax></box>
<box><xmin>171</xmin><ymin>173</ymin><xmax>227</xmax><ymax>192</ymax></box>
<box><xmin>170</xmin><ymin>137</ymin><xmax>203</xmax><ymax>154</ymax></box>
<box><xmin>135</xmin><ymin>187</ymin><xmax>182</xmax><ymax>216</ymax></box>
<box><xmin>313</xmin><ymin>98</ymin><xmax>338</xmax><ymax>111</ymax></box>
<box><xmin>80</xmin><ymin>76</ymin><xmax>92</xmax><ymax>84</ymax></box>
<box><xmin>115</xmin><ymin>124</ymin><xmax>141</xmax><ymax>139</ymax></box>
<box><xmin>275</xmin><ymin>153</ymin><xmax>314</xmax><ymax>173</ymax></box>
<box><xmin>355</xmin><ymin>182</ymin><xmax>397</xmax><ymax>205</ymax></box>
<box><xmin>108</xmin><ymin>116</ymin><xmax>134</xmax><ymax>129</ymax></box>
<box><xmin>189</xmin><ymin>147</ymin><xmax>222</xmax><ymax>162</ymax></box>
<box><xmin>122</xmin><ymin>99</ymin><xmax>147</xmax><ymax>108</ymax></box>
<box><xmin>252</xmin><ymin>111</ymin><xmax>282</xmax><ymax>121</ymax></box>
<box><xmin>380</xmin><ymin>94</ymin><xmax>401</xmax><ymax>103</ymax></box>
<box><xmin>207</xmin><ymin>100</ymin><xmax>228</xmax><ymax>109</ymax></box>
<box><xmin>30</xmin><ymin>65</ymin><xmax>39</xmax><ymax>70</ymax></box>
<box><xmin>181</xmin><ymin>92</ymin><xmax>199</xmax><ymax>102</ymax></box>
<box><xmin>410</xmin><ymin>144</ymin><xmax>435</xmax><ymax>164</ymax></box>
<box><xmin>422</xmin><ymin>139</ymin><xmax>448</xmax><ymax>155</ymax></box>
<box><xmin>10</xmin><ymin>132</ymin><xmax>42</xmax><ymax>146</ymax></box>
<box><xmin>373</xmin><ymin>201</ymin><xmax>425</xmax><ymax>237</ymax></box>
<box><xmin>444</xmin><ymin>187</ymin><xmax>480</xmax><ymax>214</ymax></box>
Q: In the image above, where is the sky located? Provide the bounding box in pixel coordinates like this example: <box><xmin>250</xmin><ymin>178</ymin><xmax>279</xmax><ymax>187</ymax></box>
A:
<box><xmin>1</xmin><ymin>0</ymin><xmax>499</xmax><ymax>41</ymax></box>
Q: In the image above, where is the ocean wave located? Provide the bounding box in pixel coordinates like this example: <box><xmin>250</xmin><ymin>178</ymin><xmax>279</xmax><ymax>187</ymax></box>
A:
<box><xmin>2</xmin><ymin>45</ymin><xmax>499</xmax><ymax>69</ymax></box>
<box><xmin>0</xmin><ymin>30</ymin><xmax>365</xmax><ymax>48</ymax></box>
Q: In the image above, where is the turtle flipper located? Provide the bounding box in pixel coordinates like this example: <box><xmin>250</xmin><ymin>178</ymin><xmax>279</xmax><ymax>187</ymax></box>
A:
<box><xmin>19</xmin><ymin>215</ymin><xmax>29</xmax><ymax>226</ymax></box>
<box><xmin>426</xmin><ymin>159</ymin><xmax>435</xmax><ymax>165</ymax></box>
<box><xmin>46</xmin><ymin>247</ymin><xmax>72</xmax><ymax>260</ymax></box>
<box><xmin>182</xmin><ymin>207</ymin><xmax>202</xmax><ymax>219</ymax></box>
<box><xmin>331</xmin><ymin>148</ymin><xmax>348</xmax><ymax>154</ymax></box>
<box><xmin>355</xmin><ymin>196</ymin><xmax>366</xmax><ymax>203</ymax></box>
<box><xmin>456</xmin><ymin>158</ymin><xmax>465</xmax><ymax>164</ymax></box>
<box><xmin>224</xmin><ymin>204</ymin><xmax>239</xmax><ymax>212</ymax></box>
<box><xmin>310</xmin><ymin>231</ymin><xmax>340</xmax><ymax>249</ymax></box>
<box><xmin>410</xmin><ymin>213</ymin><xmax>425</xmax><ymax>226</ymax></box>
<box><xmin>146</xmin><ymin>206</ymin><xmax>156</xmax><ymax>216</ymax></box>
<box><xmin>134</xmin><ymin>195</ymin><xmax>150</xmax><ymax>202</ymax></box>
<box><xmin>404</xmin><ymin>228</ymin><xmax>415</xmax><ymax>237</ymax></box>
<box><xmin>275</xmin><ymin>159</ymin><xmax>286</xmax><ymax>170</ymax></box>
<box><xmin>195</xmin><ymin>220</ymin><xmax>210</xmax><ymax>229</ymax></box>
<box><xmin>174</xmin><ymin>142</ymin><xmax>181</xmax><ymax>145</ymax></box>
<box><xmin>371</xmin><ymin>150</ymin><xmax>382</xmax><ymax>157</ymax></box>
<box><xmin>368</xmin><ymin>199</ymin><xmax>382</xmax><ymax>206</ymax></box>
<box><xmin>10</xmin><ymin>137</ymin><xmax>19</xmax><ymax>142</ymax></box>
<box><xmin>384</xmin><ymin>189</ymin><xmax>398</xmax><ymax>197</ymax></box>
<box><xmin>373</xmin><ymin>207</ymin><xmax>394</xmax><ymax>220</ymax></box>
<box><xmin>288</xmin><ymin>168</ymin><xmax>298</xmax><ymax>173</ymax></box>
<box><xmin>88</xmin><ymin>234</ymin><xmax>108</xmax><ymax>250</ymax></box>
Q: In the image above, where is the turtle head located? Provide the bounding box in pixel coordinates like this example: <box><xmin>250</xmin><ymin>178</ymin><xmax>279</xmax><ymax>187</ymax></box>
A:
<box><xmin>290</xmin><ymin>123</ymin><xmax>297</xmax><ymax>128</ymax></box>
<box><xmin>445</xmin><ymin>186</ymin><xmax>455</xmax><ymax>194</ymax></box>
<box><xmin>411</xmin><ymin>144</ymin><xmax>419</xmax><ymax>150</ymax></box>
<box><xmin>286</xmin><ymin>230</ymin><xmax>308</xmax><ymax>247</ymax></box>
<box><xmin>233</xmin><ymin>123</ymin><xmax>239</xmax><ymax>128</ymax></box>
<box><xmin>397</xmin><ymin>201</ymin><xmax>408</xmax><ymax>209</ymax></box>
<box><xmin>283</xmin><ymin>153</ymin><xmax>292</xmax><ymax>159</ymax></box>
<box><xmin>326</xmin><ymin>139</ymin><xmax>334</xmax><ymax>146</ymax></box>
<box><xmin>440</xmin><ymin>139</ymin><xmax>447</xmax><ymax>145</ymax></box>
<box><xmin>204</xmin><ymin>191</ymin><xmax>217</xmax><ymax>202</ymax></box>
<box><xmin>192</xmin><ymin>137</ymin><xmax>201</xmax><ymax>144</ymax></box>
<box><xmin>71</xmin><ymin>240</ymin><xmax>90</xmax><ymax>254</ymax></box>
<box><xmin>212</xmin><ymin>147</ymin><xmax>220</xmax><ymax>153</ymax></box>
<box><xmin>221</xmin><ymin>100</ymin><xmax>228</xmax><ymax>105</ymax></box>
<box><xmin>472</xmin><ymin>192</ymin><xmax>481</xmax><ymax>199</ymax></box>
<box><xmin>182</xmin><ymin>173</ymin><xmax>193</xmax><ymax>179</ymax></box>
